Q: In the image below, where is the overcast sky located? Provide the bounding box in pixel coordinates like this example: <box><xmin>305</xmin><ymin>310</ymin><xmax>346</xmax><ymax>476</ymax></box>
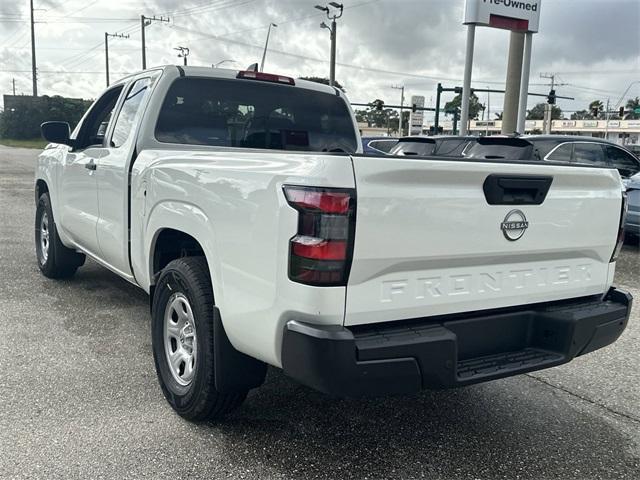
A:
<box><xmin>1</xmin><ymin>0</ymin><xmax>639</xmax><ymax>120</ymax></box>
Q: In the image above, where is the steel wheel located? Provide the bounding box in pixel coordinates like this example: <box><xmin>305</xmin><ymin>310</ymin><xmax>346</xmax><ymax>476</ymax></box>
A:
<box><xmin>164</xmin><ymin>293</ymin><xmax>198</xmax><ymax>386</ymax></box>
<box><xmin>39</xmin><ymin>211</ymin><xmax>50</xmax><ymax>265</ymax></box>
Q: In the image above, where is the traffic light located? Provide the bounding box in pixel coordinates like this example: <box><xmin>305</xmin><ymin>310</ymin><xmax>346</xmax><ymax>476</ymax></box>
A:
<box><xmin>592</xmin><ymin>106</ymin><xmax>599</xmax><ymax>118</ymax></box>
<box><xmin>547</xmin><ymin>89</ymin><xmax>556</xmax><ymax>105</ymax></box>
<box><xmin>412</xmin><ymin>104</ymin><xmax>418</xmax><ymax>113</ymax></box>
<box><xmin>454</xmin><ymin>86</ymin><xmax>463</xmax><ymax>94</ymax></box>
<box><xmin>619</xmin><ymin>106</ymin><xmax>625</xmax><ymax>118</ymax></box>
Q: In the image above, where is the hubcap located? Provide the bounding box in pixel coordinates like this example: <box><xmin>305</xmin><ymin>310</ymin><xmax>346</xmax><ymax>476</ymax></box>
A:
<box><xmin>164</xmin><ymin>293</ymin><xmax>198</xmax><ymax>386</ymax></box>
<box><xmin>40</xmin><ymin>212</ymin><xmax>50</xmax><ymax>264</ymax></box>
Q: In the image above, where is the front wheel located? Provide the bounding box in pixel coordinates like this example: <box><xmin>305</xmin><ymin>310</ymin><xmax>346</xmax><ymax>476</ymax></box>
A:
<box><xmin>35</xmin><ymin>193</ymin><xmax>85</xmax><ymax>279</ymax></box>
<box><xmin>151</xmin><ymin>257</ymin><xmax>247</xmax><ymax>421</ymax></box>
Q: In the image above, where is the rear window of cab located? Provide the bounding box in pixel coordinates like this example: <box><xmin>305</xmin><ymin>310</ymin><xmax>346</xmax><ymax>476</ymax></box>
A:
<box><xmin>155</xmin><ymin>77</ymin><xmax>358</xmax><ymax>154</ymax></box>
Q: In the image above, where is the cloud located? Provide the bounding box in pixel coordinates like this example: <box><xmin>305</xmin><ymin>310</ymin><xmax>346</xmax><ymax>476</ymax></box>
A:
<box><xmin>0</xmin><ymin>0</ymin><xmax>638</xmax><ymax>115</ymax></box>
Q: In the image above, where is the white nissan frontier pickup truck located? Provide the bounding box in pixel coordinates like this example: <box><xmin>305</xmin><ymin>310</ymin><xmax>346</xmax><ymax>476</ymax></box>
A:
<box><xmin>35</xmin><ymin>66</ymin><xmax>632</xmax><ymax>421</ymax></box>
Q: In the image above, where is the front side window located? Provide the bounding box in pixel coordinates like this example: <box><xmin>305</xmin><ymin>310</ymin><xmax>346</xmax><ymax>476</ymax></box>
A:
<box><xmin>155</xmin><ymin>78</ymin><xmax>358</xmax><ymax>153</ymax></box>
<box><xmin>111</xmin><ymin>78</ymin><xmax>153</xmax><ymax>148</ymax></box>
<box><xmin>75</xmin><ymin>86</ymin><xmax>123</xmax><ymax>149</ymax></box>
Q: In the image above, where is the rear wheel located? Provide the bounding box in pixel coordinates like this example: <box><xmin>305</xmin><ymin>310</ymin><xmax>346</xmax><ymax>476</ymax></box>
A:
<box><xmin>151</xmin><ymin>257</ymin><xmax>247</xmax><ymax>421</ymax></box>
<box><xmin>35</xmin><ymin>193</ymin><xmax>85</xmax><ymax>279</ymax></box>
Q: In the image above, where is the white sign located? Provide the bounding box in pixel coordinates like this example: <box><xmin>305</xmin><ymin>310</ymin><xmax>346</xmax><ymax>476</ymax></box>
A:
<box><xmin>583</xmin><ymin>120</ymin><xmax>599</xmax><ymax>128</ymax></box>
<box><xmin>561</xmin><ymin>120</ymin><xmax>576</xmax><ymax>127</ymax></box>
<box><xmin>409</xmin><ymin>95</ymin><xmax>425</xmax><ymax>135</ymax></box>
<box><xmin>608</xmin><ymin>121</ymin><xmax>621</xmax><ymax>128</ymax></box>
<box><xmin>464</xmin><ymin>0</ymin><xmax>541</xmax><ymax>33</ymax></box>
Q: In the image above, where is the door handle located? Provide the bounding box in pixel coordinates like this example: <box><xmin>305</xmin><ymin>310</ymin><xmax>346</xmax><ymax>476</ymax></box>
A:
<box><xmin>85</xmin><ymin>160</ymin><xmax>96</xmax><ymax>171</ymax></box>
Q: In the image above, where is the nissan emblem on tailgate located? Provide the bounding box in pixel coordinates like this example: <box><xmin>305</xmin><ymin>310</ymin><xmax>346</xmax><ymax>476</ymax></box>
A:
<box><xmin>501</xmin><ymin>209</ymin><xmax>529</xmax><ymax>241</ymax></box>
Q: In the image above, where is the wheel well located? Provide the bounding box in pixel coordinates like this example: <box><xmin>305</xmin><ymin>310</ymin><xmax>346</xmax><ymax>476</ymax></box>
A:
<box><xmin>35</xmin><ymin>179</ymin><xmax>49</xmax><ymax>204</ymax></box>
<box><xmin>152</xmin><ymin>229</ymin><xmax>206</xmax><ymax>279</ymax></box>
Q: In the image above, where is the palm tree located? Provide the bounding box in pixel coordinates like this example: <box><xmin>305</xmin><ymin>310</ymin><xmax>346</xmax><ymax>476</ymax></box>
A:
<box><xmin>625</xmin><ymin>97</ymin><xmax>640</xmax><ymax>120</ymax></box>
<box><xmin>588</xmin><ymin>100</ymin><xmax>604</xmax><ymax>119</ymax></box>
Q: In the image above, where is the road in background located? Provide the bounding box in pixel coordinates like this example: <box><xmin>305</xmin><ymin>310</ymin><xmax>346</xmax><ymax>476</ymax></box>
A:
<box><xmin>1</xmin><ymin>146</ymin><xmax>638</xmax><ymax>479</ymax></box>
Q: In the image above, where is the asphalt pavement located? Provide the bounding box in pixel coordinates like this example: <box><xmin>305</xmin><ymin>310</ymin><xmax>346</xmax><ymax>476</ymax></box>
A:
<box><xmin>1</xmin><ymin>145</ymin><xmax>638</xmax><ymax>479</ymax></box>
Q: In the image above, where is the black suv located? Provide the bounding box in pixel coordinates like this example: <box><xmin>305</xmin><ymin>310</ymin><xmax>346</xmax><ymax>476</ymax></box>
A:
<box><xmin>463</xmin><ymin>135</ymin><xmax>640</xmax><ymax>178</ymax></box>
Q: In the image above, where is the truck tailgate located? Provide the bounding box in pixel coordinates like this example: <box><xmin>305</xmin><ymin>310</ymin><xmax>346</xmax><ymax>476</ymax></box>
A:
<box><xmin>345</xmin><ymin>156</ymin><xmax>623</xmax><ymax>326</ymax></box>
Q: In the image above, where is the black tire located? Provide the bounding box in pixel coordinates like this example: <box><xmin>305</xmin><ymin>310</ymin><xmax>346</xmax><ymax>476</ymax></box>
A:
<box><xmin>151</xmin><ymin>257</ymin><xmax>247</xmax><ymax>421</ymax></box>
<box><xmin>35</xmin><ymin>193</ymin><xmax>85</xmax><ymax>279</ymax></box>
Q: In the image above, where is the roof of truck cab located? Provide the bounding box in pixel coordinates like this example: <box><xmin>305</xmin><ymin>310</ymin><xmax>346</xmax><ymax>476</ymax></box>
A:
<box><xmin>122</xmin><ymin>65</ymin><xmax>339</xmax><ymax>96</ymax></box>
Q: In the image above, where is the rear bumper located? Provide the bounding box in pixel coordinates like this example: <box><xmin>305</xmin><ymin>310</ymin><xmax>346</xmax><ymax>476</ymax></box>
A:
<box><xmin>281</xmin><ymin>288</ymin><xmax>632</xmax><ymax>397</ymax></box>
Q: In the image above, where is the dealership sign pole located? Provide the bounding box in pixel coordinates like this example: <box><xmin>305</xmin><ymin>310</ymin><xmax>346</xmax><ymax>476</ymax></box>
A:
<box><xmin>461</xmin><ymin>0</ymin><xmax>542</xmax><ymax>136</ymax></box>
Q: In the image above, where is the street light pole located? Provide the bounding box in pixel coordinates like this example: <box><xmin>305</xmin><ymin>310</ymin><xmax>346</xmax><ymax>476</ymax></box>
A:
<box><xmin>260</xmin><ymin>23</ymin><xmax>277</xmax><ymax>72</ymax></box>
<box><xmin>316</xmin><ymin>3</ymin><xmax>343</xmax><ymax>87</ymax></box>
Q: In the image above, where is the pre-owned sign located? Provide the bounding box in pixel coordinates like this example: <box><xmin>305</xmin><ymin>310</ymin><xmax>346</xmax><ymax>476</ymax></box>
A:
<box><xmin>464</xmin><ymin>0</ymin><xmax>541</xmax><ymax>33</ymax></box>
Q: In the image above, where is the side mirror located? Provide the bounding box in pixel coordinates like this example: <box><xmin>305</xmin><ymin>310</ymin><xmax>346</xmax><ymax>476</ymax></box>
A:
<box><xmin>41</xmin><ymin>121</ymin><xmax>72</xmax><ymax>146</ymax></box>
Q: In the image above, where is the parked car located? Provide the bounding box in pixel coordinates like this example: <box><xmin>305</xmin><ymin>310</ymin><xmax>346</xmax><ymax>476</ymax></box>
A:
<box><xmin>361</xmin><ymin>136</ymin><xmax>398</xmax><ymax>155</ymax></box>
<box><xmin>627</xmin><ymin>144</ymin><xmax>640</xmax><ymax>158</ymax></box>
<box><xmin>626</xmin><ymin>173</ymin><xmax>640</xmax><ymax>238</ymax></box>
<box><xmin>388</xmin><ymin>135</ymin><xmax>475</xmax><ymax>157</ymax></box>
<box><xmin>463</xmin><ymin>135</ymin><xmax>640</xmax><ymax>179</ymax></box>
<box><xmin>35</xmin><ymin>66</ymin><xmax>631</xmax><ymax>422</ymax></box>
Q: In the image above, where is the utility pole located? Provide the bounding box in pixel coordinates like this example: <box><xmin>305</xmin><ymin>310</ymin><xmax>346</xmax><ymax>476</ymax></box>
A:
<box><xmin>486</xmin><ymin>87</ymin><xmax>490</xmax><ymax>136</ymax></box>
<box><xmin>260</xmin><ymin>23</ymin><xmax>277</xmax><ymax>72</ymax></box>
<box><xmin>540</xmin><ymin>73</ymin><xmax>568</xmax><ymax>134</ymax></box>
<box><xmin>105</xmin><ymin>32</ymin><xmax>129</xmax><ymax>87</ymax></box>
<box><xmin>174</xmin><ymin>46</ymin><xmax>189</xmax><ymax>66</ymax></box>
<box><xmin>540</xmin><ymin>73</ymin><xmax>554</xmax><ymax>134</ymax></box>
<box><xmin>141</xmin><ymin>15</ymin><xmax>170</xmax><ymax>69</ymax></box>
<box><xmin>316</xmin><ymin>3</ymin><xmax>343</xmax><ymax>87</ymax></box>
<box><xmin>391</xmin><ymin>85</ymin><xmax>405</xmax><ymax>135</ymax></box>
<box><xmin>29</xmin><ymin>0</ymin><xmax>37</xmax><ymax>96</ymax></box>
<box><xmin>434</xmin><ymin>83</ymin><xmax>442</xmax><ymax>134</ymax></box>
<box><xmin>12</xmin><ymin>78</ymin><xmax>16</xmax><ymax>96</ymax></box>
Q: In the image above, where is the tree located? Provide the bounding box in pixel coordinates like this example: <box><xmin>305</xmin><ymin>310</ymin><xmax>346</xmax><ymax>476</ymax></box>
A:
<box><xmin>298</xmin><ymin>76</ymin><xmax>345</xmax><ymax>92</ymax></box>
<box><xmin>443</xmin><ymin>93</ymin><xmax>484</xmax><ymax>120</ymax></box>
<box><xmin>589</xmin><ymin>100</ymin><xmax>604</xmax><ymax>119</ymax></box>
<box><xmin>625</xmin><ymin>97</ymin><xmax>640</xmax><ymax>120</ymax></box>
<box><xmin>0</xmin><ymin>95</ymin><xmax>92</xmax><ymax>140</ymax></box>
<box><xmin>526</xmin><ymin>103</ymin><xmax>563</xmax><ymax>120</ymax></box>
<box><xmin>570</xmin><ymin>110</ymin><xmax>591</xmax><ymax>120</ymax></box>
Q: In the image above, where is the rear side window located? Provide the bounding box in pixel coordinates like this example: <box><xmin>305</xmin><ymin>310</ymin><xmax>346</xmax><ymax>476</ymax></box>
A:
<box><xmin>390</xmin><ymin>141</ymin><xmax>436</xmax><ymax>156</ymax></box>
<box><xmin>368</xmin><ymin>140</ymin><xmax>397</xmax><ymax>153</ymax></box>
<box><xmin>605</xmin><ymin>146</ymin><xmax>640</xmax><ymax>177</ymax></box>
<box><xmin>464</xmin><ymin>143</ymin><xmax>529</xmax><ymax>160</ymax></box>
<box><xmin>434</xmin><ymin>138</ymin><xmax>472</xmax><ymax>156</ymax></box>
<box><xmin>573</xmin><ymin>143</ymin><xmax>605</xmax><ymax>166</ymax></box>
<box><xmin>155</xmin><ymin>78</ymin><xmax>357</xmax><ymax>153</ymax></box>
<box><xmin>546</xmin><ymin>143</ymin><xmax>574</xmax><ymax>162</ymax></box>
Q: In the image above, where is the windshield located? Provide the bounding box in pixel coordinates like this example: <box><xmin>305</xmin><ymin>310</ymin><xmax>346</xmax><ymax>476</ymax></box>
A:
<box><xmin>155</xmin><ymin>77</ymin><xmax>358</xmax><ymax>153</ymax></box>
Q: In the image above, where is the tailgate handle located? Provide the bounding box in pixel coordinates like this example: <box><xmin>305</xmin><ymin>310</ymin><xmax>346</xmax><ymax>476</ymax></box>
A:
<box><xmin>483</xmin><ymin>174</ymin><xmax>553</xmax><ymax>205</ymax></box>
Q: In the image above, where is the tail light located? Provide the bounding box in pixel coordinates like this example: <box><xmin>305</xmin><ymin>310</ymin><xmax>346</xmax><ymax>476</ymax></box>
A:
<box><xmin>610</xmin><ymin>191</ymin><xmax>628</xmax><ymax>262</ymax></box>
<box><xmin>283</xmin><ymin>185</ymin><xmax>356</xmax><ymax>286</ymax></box>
